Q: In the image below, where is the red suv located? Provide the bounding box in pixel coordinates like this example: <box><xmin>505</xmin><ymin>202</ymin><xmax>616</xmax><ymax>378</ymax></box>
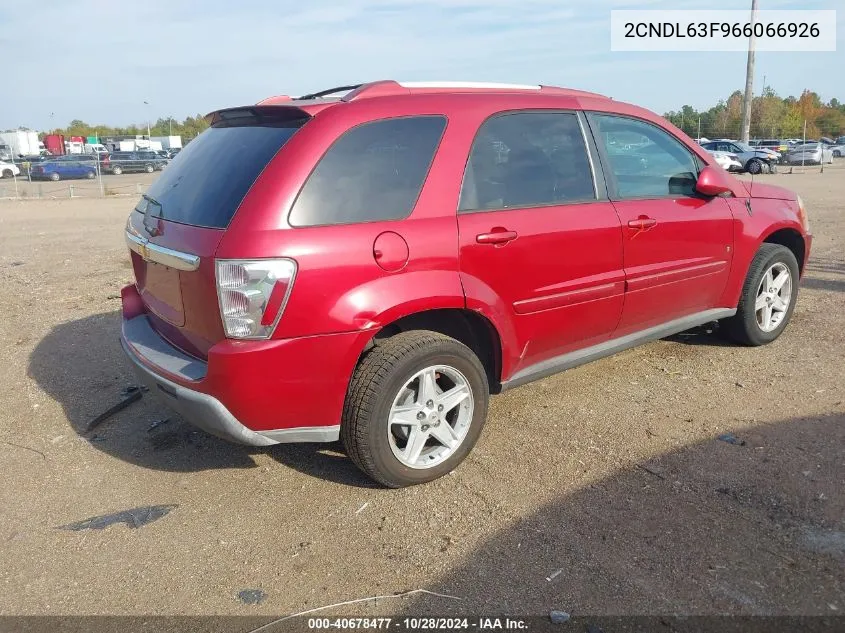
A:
<box><xmin>120</xmin><ymin>80</ymin><xmax>811</xmax><ymax>487</ymax></box>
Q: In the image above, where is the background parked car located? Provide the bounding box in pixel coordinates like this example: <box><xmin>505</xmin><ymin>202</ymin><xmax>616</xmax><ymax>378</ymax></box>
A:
<box><xmin>753</xmin><ymin>139</ymin><xmax>790</xmax><ymax>154</ymax></box>
<box><xmin>0</xmin><ymin>160</ymin><xmax>21</xmax><ymax>178</ymax></box>
<box><xmin>708</xmin><ymin>151</ymin><xmax>743</xmax><ymax>172</ymax></box>
<box><xmin>700</xmin><ymin>140</ymin><xmax>780</xmax><ymax>174</ymax></box>
<box><xmin>12</xmin><ymin>155</ymin><xmax>48</xmax><ymax>176</ymax></box>
<box><xmin>827</xmin><ymin>141</ymin><xmax>845</xmax><ymax>158</ymax></box>
<box><xmin>108</xmin><ymin>151</ymin><xmax>167</xmax><ymax>175</ymax></box>
<box><xmin>785</xmin><ymin>143</ymin><xmax>834</xmax><ymax>165</ymax></box>
<box><xmin>30</xmin><ymin>160</ymin><xmax>97</xmax><ymax>181</ymax></box>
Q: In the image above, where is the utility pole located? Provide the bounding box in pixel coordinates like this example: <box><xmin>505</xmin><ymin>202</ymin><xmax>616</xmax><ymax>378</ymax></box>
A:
<box><xmin>739</xmin><ymin>0</ymin><xmax>759</xmax><ymax>143</ymax></box>
<box><xmin>144</xmin><ymin>100</ymin><xmax>151</xmax><ymax>142</ymax></box>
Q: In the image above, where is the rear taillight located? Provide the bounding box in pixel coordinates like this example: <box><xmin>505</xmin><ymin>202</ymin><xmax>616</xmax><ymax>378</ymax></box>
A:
<box><xmin>215</xmin><ymin>259</ymin><xmax>297</xmax><ymax>339</ymax></box>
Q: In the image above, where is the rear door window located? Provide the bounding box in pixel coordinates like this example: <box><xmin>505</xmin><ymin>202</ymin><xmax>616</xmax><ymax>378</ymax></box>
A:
<box><xmin>289</xmin><ymin>116</ymin><xmax>447</xmax><ymax>227</ymax></box>
<box><xmin>141</xmin><ymin>114</ymin><xmax>306</xmax><ymax>228</ymax></box>
<box><xmin>459</xmin><ymin>111</ymin><xmax>596</xmax><ymax>212</ymax></box>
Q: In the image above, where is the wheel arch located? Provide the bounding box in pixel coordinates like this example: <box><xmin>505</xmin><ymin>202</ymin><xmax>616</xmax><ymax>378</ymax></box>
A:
<box><xmin>761</xmin><ymin>227</ymin><xmax>807</xmax><ymax>276</ymax></box>
<box><xmin>367</xmin><ymin>308</ymin><xmax>504</xmax><ymax>393</ymax></box>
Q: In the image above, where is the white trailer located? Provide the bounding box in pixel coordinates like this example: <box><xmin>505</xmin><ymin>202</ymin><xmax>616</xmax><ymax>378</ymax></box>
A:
<box><xmin>0</xmin><ymin>131</ymin><xmax>40</xmax><ymax>157</ymax></box>
<box><xmin>83</xmin><ymin>143</ymin><xmax>109</xmax><ymax>155</ymax></box>
<box><xmin>151</xmin><ymin>135</ymin><xmax>183</xmax><ymax>150</ymax></box>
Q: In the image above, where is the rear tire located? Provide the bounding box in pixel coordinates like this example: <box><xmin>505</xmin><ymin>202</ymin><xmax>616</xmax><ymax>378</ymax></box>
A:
<box><xmin>721</xmin><ymin>243</ymin><xmax>800</xmax><ymax>346</ymax></box>
<box><xmin>50</xmin><ymin>172</ymin><xmax>60</xmax><ymax>181</ymax></box>
<box><xmin>112</xmin><ymin>166</ymin><xmax>123</xmax><ymax>175</ymax></box>
<box><xmin>145</xmin><ymin>164</ymin><xmax>154</xmax><ymax>173</ymax></box>
<box><xmin>1</xmin><ymin>169</ymin><xmax>12</xmax><ymax>178</ymax></box>
<box><xmin>341</xmin><ymin>331</ymin><xmax>489</xmax><ymax>488</ymax></box>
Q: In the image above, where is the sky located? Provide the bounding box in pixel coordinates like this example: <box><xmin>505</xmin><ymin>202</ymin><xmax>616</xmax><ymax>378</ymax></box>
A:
<box><xmin>0</xmin><ymin>0</ymin><xmax>842</xmax><ymax>130</ymax></box>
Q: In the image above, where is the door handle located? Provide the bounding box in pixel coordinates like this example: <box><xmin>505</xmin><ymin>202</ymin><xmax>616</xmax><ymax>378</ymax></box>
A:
<box><xmin>627</xmin><ymin>217</ymin><xmax>657</xmax><ymax>230</ymax></box>
<box><xmin>476</xmin><ymin>228</ymin><xmax>518</xmax><ymax>245</ymax></box>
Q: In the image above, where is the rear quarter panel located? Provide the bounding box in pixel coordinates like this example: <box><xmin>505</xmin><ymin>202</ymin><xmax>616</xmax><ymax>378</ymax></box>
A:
<box><xmin>217</xmin><ymin>97</ymin><xmax>470</xmax><ymax>340</ymax></box>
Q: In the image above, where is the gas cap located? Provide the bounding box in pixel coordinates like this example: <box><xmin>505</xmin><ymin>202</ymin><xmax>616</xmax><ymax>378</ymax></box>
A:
<box><xmin>372</xmin><ymin>231</ymin><xmax>409</xmax><ymax>272</ymax></box>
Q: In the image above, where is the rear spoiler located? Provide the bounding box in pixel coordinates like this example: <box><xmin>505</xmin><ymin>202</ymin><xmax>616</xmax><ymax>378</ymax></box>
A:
<box><xmin>204</xmin><ymin>105</ymin><xmax>313</xmax><ymax>126</ymax></box>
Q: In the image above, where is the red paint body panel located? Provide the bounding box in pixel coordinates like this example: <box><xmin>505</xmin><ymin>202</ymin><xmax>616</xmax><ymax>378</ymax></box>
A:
<box><xmin>719</xmin><ymin>197</ymin><xmax>810</xmax><ymax>308</ymax></box>
<box><xmin>120</xmin><ymin>84</ymin><xmax>811</xmax><ymax>436</ymax></box>
<box><xmin>458</xmin><ymin>202</ymin><xmax>625</xmax><ymax>372</ymax></box>
<box><xmin>611</xmin><ymin>196</ymin><xmax>734</xmax><ymax>334</ymax></box>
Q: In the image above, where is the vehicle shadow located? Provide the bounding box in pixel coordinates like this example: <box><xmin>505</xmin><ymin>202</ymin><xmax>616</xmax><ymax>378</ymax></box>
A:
<box><xmin>664</xmin><ymin>323</ymin><xmax>734</xmax><ymax>347</ymax></box>
<box><xmin>392</xmin><ymin>412</ymin><xmax>845</xmax><ymax>617</ymax></box>
<box><xmin>27</xmin><ymin>311</ymin><xmax>374</xmax><ymax>486</ymax></box>
<box><xmin>803</xmin><ymin>257</ymin><xmax>845</xmax><ymax>293</ymax></box>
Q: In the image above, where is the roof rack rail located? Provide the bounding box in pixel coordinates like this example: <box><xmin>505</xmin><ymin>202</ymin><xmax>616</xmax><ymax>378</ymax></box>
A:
<box><xmin>398</xmin><ymin>81</ymin><xmax>542</xmax><ymax>90</ymax></box>
<box><xmin>296</xmin><ymin>84</ymin><xmax>363</xmax><ymax>100</ymax></box>
<box><xmin>258</xmin><ymin>81</ymin><xmax>610</xmax><ymax>107</ymax></box>
<box><xmin>340</xmin><ymin>80</ymin><xmax>611</xmax><ymax>101</ymax></box>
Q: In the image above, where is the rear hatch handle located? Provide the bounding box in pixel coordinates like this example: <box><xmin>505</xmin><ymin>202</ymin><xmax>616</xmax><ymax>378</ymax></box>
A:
<box><xmin>125</xmin><ymin>229</ymin><xmax>200</xmax><ymax>272</ymax></box>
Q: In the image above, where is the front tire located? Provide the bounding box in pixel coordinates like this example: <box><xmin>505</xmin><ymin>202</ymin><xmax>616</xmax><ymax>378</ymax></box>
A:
<box><xmin>112</xmin><ymin>166</ymin><xmax>123</xmax><ymax>175</ymax></box>
<box><xmin>145</xmin><ymin>164</ymin><xmax>154</xmax><ymax>173</ymax></box>
<box><xmin>341</xmin><ymin>331</ymin><xmax>489</xmax><ymax>488</ymax></box>
<box><xmin>50</xmin><ymin>172</ymin><xmax>60</xmax><ymax>181</ymax></box>
<box><xmin>722</xmin><ymin>243</ymin><xmax>800</xmax><ymax>346</ymax></box>
<box><xmin>1</xmin><ymin>169</ymin><xmax>12</xmax><ymax>178</ymax></box>
<box><xmin>746</xmin><ymin>158</ymin><xmax>763</xmax><ymax>174</ymax></box>
<box><xmin>86</xmin><ymin>171</ymin><xmax>95</xmax><ymax>179</ymax></box>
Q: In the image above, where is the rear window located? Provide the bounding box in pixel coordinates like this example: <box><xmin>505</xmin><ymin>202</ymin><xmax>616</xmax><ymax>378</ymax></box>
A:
<box><xmin>289</xmin><ymin>116</ymin><xmax>447</xmax><ymax>227</ymax></box>
<box><xmin>140</xmin><ymin>115</ymin><xmax>305</xmax><ymax>229</ymax></box>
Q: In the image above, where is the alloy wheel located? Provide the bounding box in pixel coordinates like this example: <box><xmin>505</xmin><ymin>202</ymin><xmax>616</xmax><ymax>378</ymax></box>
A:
<box><xmin>755</xmin><ymin>262</ymin><xmax>792</xmax><ymax>332</ymax></box>
<box><xmin>387</xmin><ymin>365</ymin><xmax>474</xmax><ymax>469</ymax></box>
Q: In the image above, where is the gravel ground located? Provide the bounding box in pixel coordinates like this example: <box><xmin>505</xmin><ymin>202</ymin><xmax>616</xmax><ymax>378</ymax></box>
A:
<box><xmin>0</xmin><ymin>164</ymin><xmax>843</xmax><ymax>618</ymax></box>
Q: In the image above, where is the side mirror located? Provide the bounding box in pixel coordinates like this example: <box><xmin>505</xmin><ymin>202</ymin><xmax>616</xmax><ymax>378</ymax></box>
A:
<box><xmin>695</xmin><ymin>165</ymin><xmax>735</xmax><ymax>197</ymax></box>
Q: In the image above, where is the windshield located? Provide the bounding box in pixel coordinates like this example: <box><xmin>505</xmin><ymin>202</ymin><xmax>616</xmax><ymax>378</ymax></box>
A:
<box><xmin>140</xmin><ymin>117</ymin><xmax>305</xmax><ymax>229</ymax></box>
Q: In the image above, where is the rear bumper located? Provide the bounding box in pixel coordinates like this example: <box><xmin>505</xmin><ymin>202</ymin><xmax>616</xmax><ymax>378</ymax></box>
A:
<box><xmin>120</xmin><ymin>315</ymin><xmax>346</xmax><ymax>445</ymax></box>
<box><xmin>120</xmin><ymin>285</ymin><xmax>372</xmax><ymax>446</ymax></box>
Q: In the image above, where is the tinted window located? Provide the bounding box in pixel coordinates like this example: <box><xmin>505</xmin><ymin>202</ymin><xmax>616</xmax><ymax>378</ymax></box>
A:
<box><xmin>289</xmin><ymin>116</ymin><xmax>446</xmax><ymax>227</ymax></box>
<box><xmin>141</xmin><ymin>115</ymin><xmax>304</xmax><ymax>228</ymax></box>
<box><xmin>459</xmin><ymin>112</ymin><xmax>595</xmax><ymax>212</ymax></box>
<box><xmin>592</xmin><ymin>114</ymin><xmax>699</xmax><ymax>198</ymax></box>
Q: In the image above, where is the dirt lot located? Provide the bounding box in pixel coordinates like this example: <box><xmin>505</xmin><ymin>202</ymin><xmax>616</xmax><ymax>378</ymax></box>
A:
<box><xmin>0</xmin><ymin>164</ymin><xmax>843</xmax><ymax>619</ymax></box>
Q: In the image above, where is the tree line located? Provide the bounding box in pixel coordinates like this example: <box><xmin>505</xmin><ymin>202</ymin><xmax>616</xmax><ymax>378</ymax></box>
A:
<box><xmin>664</xmin><ymin>89</ymin><xmax>845</xmax><ymax>140</ymax></box>
<box><xmin>9</xmin><ymin>88</ymin><xmax>844</xmax><ymax>143</ymax></box>
<box><xmin>3</xmin><ymin>115</ymin><xmax>211</xmax><ymax>140</ymax></box>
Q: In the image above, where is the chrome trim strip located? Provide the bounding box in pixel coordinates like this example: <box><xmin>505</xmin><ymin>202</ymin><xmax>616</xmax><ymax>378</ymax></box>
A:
<box><xmin>125</xmin><ymin>229</ymin><xmax>200</xmax><ymax>272</ymax></box>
